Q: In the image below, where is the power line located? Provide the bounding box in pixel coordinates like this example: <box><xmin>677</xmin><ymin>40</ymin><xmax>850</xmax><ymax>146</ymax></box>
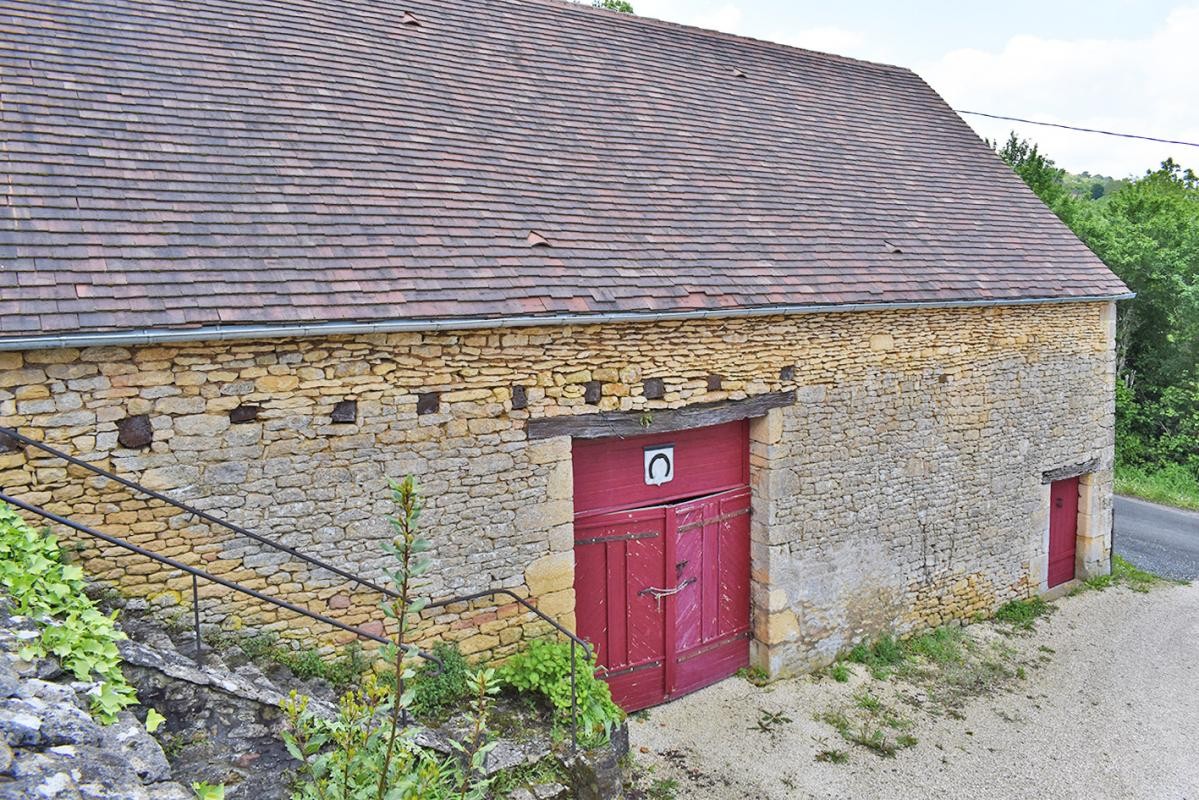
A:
<box><xmin>955</xmin><ymin>110</ymin><xmax>1199</xmax><ymax>148</ymax></box>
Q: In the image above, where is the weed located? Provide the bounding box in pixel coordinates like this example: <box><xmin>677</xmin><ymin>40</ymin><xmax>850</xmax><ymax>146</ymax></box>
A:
<box><xmin>489</xmin><ymin>756</ymin><xmax>569</xmax><ymax>798</ymax></box>
<box><xmin>647</xmin><ymin>777</ymin><xmax>678</xmax><ymax>800</ymax></box>
<box><xmin>853</xmin><ymin>691</ymin><xmax>882</xmax><ymax>713</ymax></box>
<box><xmin>829</xmin><ymin>662</ymin><xmax>850</xmax><ymax>683</ymax></box>
<box><xmin>904</xmin><ymin>627</ymin><xmax>965</xmax><ymax>665</ymax></box>
<box><xmin>814</xmin><ymin>748</ymin><xmax>849</xmax><ymax>764</ymax></box>
<box><xmin>191</xmin><ymin>783</ymin><xmax>225</xmax><ymax>800</ymax></box>
<box><xmin>1111</xmin><ymin>555</ymin><xmax>1175</xmax><ymax>592</ymax></box>
<box><xmin>993</xmin><ymin>597</ymin><xmax>1051</xmax><ymax>630</ymax></box>
<box><xmin>735</xmin><ymin>666</ymin><xmax>771</xmax><ymax>687</ymax></box>
<box><xmin>846</xmin><ymin>725</ymin><xmax>896</xmax><ymax>757</ymax></box>
<box><xmin>847</xmin><ymin>635</ymin><xmax>906</xmax><ymax>679</ymax></box>
<box><xmin>216</xmin><ymin>632</ymin><xmax>371</xmax><ymax>692</ymax></box>
<box><xmin>896</xmin><ymin>733</ymin><xmax>918</xmax><ymax>749</ymax></box>
<box><xmin>410</xmin><ymin>642</ymin><xmax>470</xmax><ymax>722</ymax></box>
<box><xmin>750</xmin><ymin>709</ymin><xmax>793</xmax><ymax>734</ymax></box>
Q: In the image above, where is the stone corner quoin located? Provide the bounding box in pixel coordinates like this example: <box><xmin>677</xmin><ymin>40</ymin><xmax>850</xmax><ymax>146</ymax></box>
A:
<box><xmin>0</xmin><ymin>300</ymin><xmax>1116</xmax><ymax>673</ymax></box>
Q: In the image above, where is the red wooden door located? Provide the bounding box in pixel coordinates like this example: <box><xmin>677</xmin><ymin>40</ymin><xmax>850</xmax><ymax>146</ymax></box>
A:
<box><xmin>574</xmin><ymin>489</ymin><xmax>751</xmax><ymax>711</ymax></box>
<box><xmin>574</xmin><ymin>505</ymin><xmax>671</xmax><ymax>711</ymax></box>
<box><xmin>669</xmin><ymin>487</ymin><xmax>752</xmax><ymax>699</ymax></box>
<box><xmin>1048</xmin><ymin>477</ymin><xmax>1079</xmax><ymax>587</ymax></box>
<box><xmin>572</xmin><ymin>421</ymin><xmax>752</xmax><ymax>711</ymax></box>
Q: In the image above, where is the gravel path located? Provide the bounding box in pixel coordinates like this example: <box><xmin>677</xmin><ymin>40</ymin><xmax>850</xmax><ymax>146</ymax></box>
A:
<box><xmin>629</xmin><ymin>582</ymin><xmax>1199</xmax><ymax>800</ymax></box>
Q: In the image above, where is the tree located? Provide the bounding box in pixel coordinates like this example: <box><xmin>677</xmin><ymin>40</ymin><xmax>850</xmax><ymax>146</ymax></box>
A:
<box><xmin>996</xmin><ymin>135</ymin><xmax>1199</xmax><ymax>478</ymax></box>
<box><xmin>593</xmin><ymin>0</ymin><xmax>634</xmax><ymax>12</ymax></box>
<box><xmin>992</xmin><ymin>133</ymin><xmax>1078</xmax><ymax>223</ymax></box>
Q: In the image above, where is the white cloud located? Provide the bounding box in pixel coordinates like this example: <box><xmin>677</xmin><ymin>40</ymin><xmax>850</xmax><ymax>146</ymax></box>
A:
<box><xmin>919</xmin><ymin>5</ymin><xmax>1199</xmax><ymax>177</ymax></box>
<box><xmin>779</xmin><ymin>26</ymin><xmax>869</xmax><ymax>58</ymax></box>
<box><xmin>691</xmin><ymin>3</ymin><xmax>744</xmax><ymax>33</ymax></box>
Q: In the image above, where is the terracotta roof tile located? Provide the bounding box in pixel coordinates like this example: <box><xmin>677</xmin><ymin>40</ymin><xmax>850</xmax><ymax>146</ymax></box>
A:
<box><xmin>0</xmin><ymin>0</ymin><xmax>1128</xmax><ymax>338</ymax></box>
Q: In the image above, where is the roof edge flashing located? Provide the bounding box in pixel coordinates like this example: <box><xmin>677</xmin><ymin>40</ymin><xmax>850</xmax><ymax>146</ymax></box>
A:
<box><xmin>0</xmin><ymin>293</ymin><xmax>1135</xmax><ymax>351</ymax></box>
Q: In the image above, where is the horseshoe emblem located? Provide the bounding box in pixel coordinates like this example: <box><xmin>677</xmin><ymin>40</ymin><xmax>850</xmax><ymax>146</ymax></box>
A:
<box><xmin>643</xmin><ymin>445</ymin><xmax>674</xmax><ymax>486</ymax></box>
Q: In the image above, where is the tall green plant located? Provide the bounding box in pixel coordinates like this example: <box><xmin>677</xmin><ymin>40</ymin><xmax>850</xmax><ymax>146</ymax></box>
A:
<box><xmin>281</xmin><ymin>478</ymin><xmax>498</xmax><ymax>800</ymax></box>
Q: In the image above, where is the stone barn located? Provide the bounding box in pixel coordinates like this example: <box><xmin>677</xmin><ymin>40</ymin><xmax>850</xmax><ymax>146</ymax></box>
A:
<box><xmin>0</xmin><ymin>0</ymin><xmax>1129</xmax><ymax>708</ymax></box>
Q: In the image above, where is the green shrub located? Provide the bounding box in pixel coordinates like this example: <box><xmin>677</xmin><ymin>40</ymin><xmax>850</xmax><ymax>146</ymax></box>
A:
<box><xmin>0</xmin><ymin>502</ymin><xmax>137</xmax><ymax>722</ymax></box>
<box><xmin>497</xmin><ymin>639</ymin><xmax>624</xmax><ymax>747</ymax></box>
<box><xmin>411</xmin><ymin>642</ymin><xmax>470</xmax><ymax>721</ymax></box>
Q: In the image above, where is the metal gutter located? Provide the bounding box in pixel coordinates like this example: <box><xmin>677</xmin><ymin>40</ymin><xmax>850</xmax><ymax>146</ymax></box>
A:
<box><xmin>0</xmin><ymin>293</ymin><xmax>1135</xmax><ymax>351</ymax></box>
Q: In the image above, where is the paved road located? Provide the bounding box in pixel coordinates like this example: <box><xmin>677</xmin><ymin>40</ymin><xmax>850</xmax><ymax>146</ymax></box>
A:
<box><xmin>1114</xmin><ymin>495</ymin><xmax>1199</xmax><ymax>581</ymax></box>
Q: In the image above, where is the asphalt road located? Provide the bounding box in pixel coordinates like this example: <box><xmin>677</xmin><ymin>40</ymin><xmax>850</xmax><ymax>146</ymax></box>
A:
<box><xmin>1114</xmin><ymin>495</ymin><xmax>1199</xmax><ymax>581</ymax></box>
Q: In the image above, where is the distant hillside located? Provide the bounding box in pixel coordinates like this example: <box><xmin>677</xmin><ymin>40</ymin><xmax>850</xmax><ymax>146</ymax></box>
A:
<box><xmin>1063</xmin><ymin>171</ymin><xmax>1128</xmax><ymax>199</ymax></box>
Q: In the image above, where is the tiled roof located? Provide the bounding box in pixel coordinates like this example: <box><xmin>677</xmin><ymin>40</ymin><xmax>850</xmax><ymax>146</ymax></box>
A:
<box><xmin>0</xmin><ymin>0</ymin><xmax>1128</xmax><ymax>338</ymax></box>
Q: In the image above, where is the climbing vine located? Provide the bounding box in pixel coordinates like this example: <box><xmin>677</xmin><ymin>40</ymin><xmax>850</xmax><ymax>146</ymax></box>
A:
<box><xmin>0</xmin><ymin>501</ymin><xmax>138</xmax><ymax>722</ymax></box>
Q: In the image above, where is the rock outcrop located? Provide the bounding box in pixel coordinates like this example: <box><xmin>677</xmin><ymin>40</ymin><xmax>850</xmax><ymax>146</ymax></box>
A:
<box><xmin>0</xmin><ymin>598</ymin><xmax>191</xmax><ymax>800</ymax></box>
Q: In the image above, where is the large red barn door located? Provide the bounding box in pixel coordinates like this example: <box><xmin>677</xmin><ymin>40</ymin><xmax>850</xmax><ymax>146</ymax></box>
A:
<box><xmin>573</xmin><ymin>422</ymin><xmax>751</xmax><ymax>711</ymax></box>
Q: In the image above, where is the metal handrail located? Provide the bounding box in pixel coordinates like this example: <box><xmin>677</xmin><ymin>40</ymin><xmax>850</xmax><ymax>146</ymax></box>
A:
<box><xmin>0</xmin><ymin>491</ymin><xmax>440</xmax><ymax>661</ymax></box>
<box><xmin>0</xmin><ymin>427</ymin><xmax>398</xmax><ymax>598</ymax></box>
<box><xmin>2</xmin><ymin>426</ymin><xmax>598</xmax><ymax>750</ymax></box>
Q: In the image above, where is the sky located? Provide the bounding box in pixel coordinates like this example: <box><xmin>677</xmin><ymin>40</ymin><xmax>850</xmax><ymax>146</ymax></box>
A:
<box><xmin>628</xmin><ymin>0</ymin><xmax>1199</xmax><ymax>178</ymax></box>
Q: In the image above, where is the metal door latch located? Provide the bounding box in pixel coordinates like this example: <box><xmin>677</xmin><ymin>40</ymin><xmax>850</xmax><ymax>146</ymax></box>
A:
<box><xmin>640</xmin><ymin>577</ymin><xmax>696</xmax><ymax>610</ymax></box>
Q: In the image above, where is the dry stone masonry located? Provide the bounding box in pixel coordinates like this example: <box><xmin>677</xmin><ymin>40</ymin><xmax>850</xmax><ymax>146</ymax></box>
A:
<box><xmin>0</xmin><ymin>302</ymin><xmax>1115</xmax><ymax>673</ymax></box>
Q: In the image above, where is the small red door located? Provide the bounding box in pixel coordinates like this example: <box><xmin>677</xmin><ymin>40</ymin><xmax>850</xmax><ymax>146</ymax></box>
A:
<box><xmin>1048</xmin><ymin>477</ymin><xmax>1079</xmax><ymax>587</ymax></box>
<box><xmin>574</xmin><ymin>488</ymin><xmax>751</xmax><ymax>711</ymax></box>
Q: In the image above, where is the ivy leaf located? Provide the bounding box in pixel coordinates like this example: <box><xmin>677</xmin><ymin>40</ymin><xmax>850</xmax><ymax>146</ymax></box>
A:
<box><xmin>144</xmin><ymin>707</ymin><xmax>166</xmax><ymax>733</ymax></box>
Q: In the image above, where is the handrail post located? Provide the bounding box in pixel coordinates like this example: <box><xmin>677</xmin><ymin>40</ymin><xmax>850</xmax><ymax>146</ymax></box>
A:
<box><xmin>192</xmin><ymin>573</ymin><xmax>202</xmax><ymax>661</ymax></box>
<box><xmin>570</xmin><ymin>638</ymin><xmax>578</xmax><ymax>753</ymax></box>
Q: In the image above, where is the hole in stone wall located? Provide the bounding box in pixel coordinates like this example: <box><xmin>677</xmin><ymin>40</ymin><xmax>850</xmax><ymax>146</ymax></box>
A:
<box><xmin>584</xmin><ymin>381</ymin><xmax>602</xmax><ymax>405</ymax></box>
<box><xmin>511</xmin><ymin>385</ymin><xmax>529</xmax><ymax>410</ymax></box>
<box><xmin>643</xmin><ymin>378</ymin><xmax>665</xmax><ymax>400</ymax></box>
<box><xmin>117</xmin><ymin>414</ymin><xmax>153</xmax><ymax>449</ymax></box>
<box><xmin>779</xmin><ymin>365</ymin><xmax>795</xmax><ymax>381</ymax></box>
<box><xmin>0</xmin><ymin>430</ymin><xmax>21</xmax><ymax>453</ymax></box>
<box><xmin>417</xmin><ymin>392</ymin><xmax>441</xmax><ymax>415</ymax></box>
<box><xmin>331</xmin><ymin>400</ymin><xmax>358</xmax><ymax>423</ymax></box>
<box><xmin>229</xmin><ymin>404</ymin><xmax>261</xmax><ymax>424</ymax></box>
<box><xmin>707</xmin><ymin>374</ymin><xmax>723</xmax><ymax>391</ymax></box>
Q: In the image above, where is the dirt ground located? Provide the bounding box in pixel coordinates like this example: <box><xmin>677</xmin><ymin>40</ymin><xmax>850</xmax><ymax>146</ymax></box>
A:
<box><xmin>628</xmin><ymin>581</ymin><xmax>1199</xmax><ymax>800</ymax></box>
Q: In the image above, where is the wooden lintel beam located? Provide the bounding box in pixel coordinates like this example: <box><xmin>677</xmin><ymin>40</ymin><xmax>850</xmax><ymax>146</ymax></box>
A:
<box><xmin>526</xmin><ymin>390</ymin><xmax>796</xmax><ymax>440</ymax></box>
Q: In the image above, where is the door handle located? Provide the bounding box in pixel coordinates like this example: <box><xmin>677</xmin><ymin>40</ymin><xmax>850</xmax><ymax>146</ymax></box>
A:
<box><xmin>639</xmin><ymin>577</ymin><xmax>696</xmax><ymax>599</ymax></box>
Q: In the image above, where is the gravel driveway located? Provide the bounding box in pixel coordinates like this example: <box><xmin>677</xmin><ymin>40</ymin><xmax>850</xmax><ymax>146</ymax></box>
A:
<box><xmin>628</xmin><ymin>581</ymin><xmax>1199</xmax><ymax>800</ymax></box>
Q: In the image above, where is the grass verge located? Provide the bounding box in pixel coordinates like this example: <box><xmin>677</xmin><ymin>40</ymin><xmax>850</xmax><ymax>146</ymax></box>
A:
<box><xmin>1115</xmin><ymin>463</ymin><xmax>1199</xmax><ymax>511</ymax></box>
<box><xmin>1079</xmin><ymin>554</ymin><xmax>1179</xmax><ymax>594</ymax></box>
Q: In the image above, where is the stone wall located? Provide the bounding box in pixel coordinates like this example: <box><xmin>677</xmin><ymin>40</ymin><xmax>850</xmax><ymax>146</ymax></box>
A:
<box><xmin>748</xmin><ymin>302</ymin><xmax>1116</xmax><ymax>674</ymax></box>
<box><xmin>0</xmin><ymin>302</ymin><xmax>1115</xmax><ymax>669</ymax></box>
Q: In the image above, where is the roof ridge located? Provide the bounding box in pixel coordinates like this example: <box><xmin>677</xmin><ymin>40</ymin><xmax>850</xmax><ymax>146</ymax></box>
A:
<box><xmin>514</xmin><ymin>0</ymin><xmax>915</xmax><ymax>75</ymax></box>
